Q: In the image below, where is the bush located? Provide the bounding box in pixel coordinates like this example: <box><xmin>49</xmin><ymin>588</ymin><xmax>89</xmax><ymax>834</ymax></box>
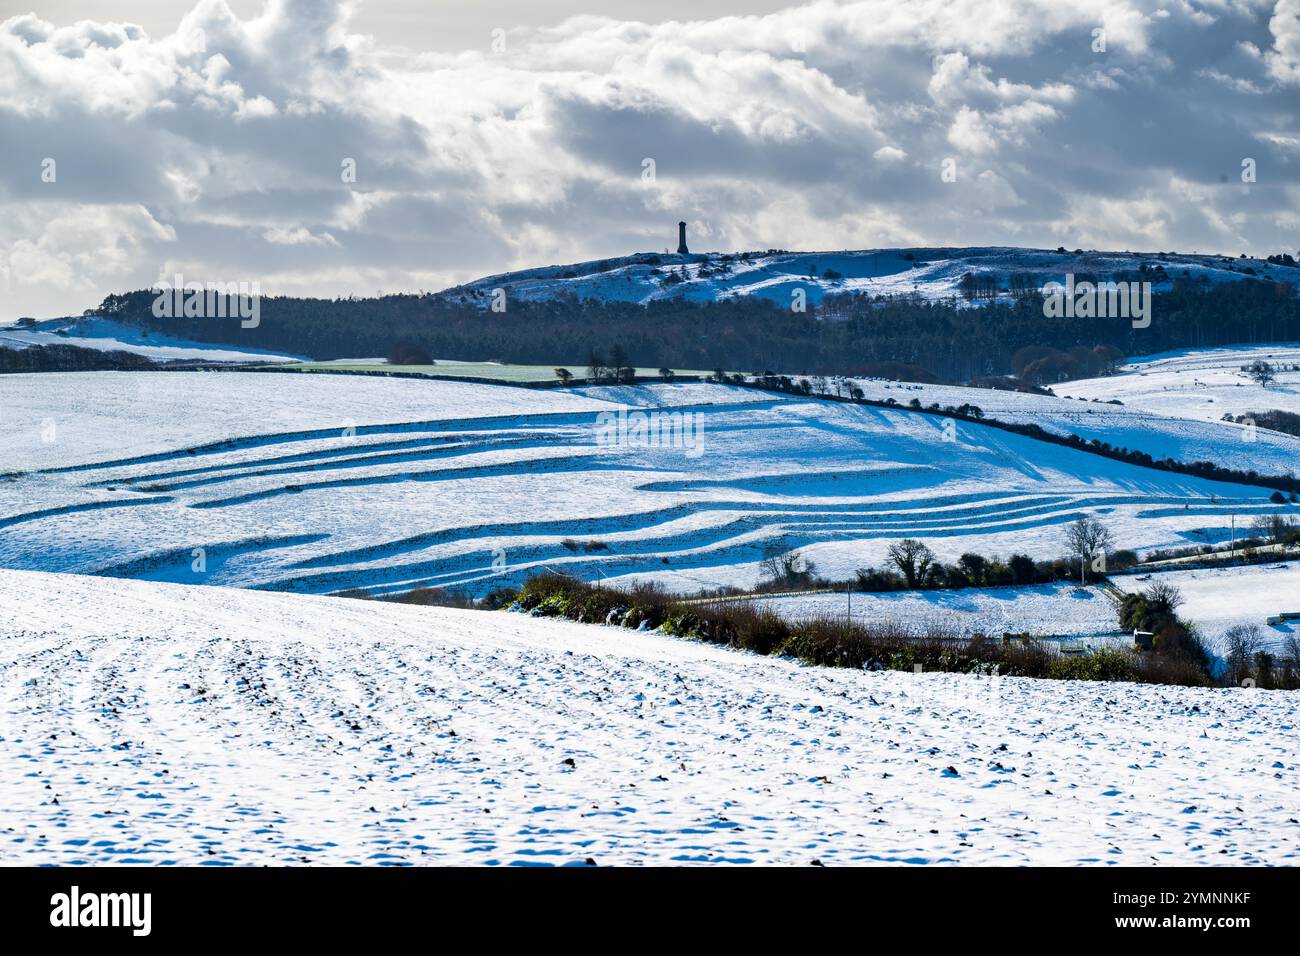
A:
<box><xmin>1109</xmin><ymin>549</ymin><xmax>1139</xmax><ymax>570</ymax></box>
<box><xmin>1120</xmin><ymin>582</ymin><xmax>1185</xmax><ymax>634</ymax></box>
<box><xmin>854</xmin><ymin>566</ymin><xmax>905</xmax><ymax>590</ymax></box>
<box><xmin>1049</xmin><ymin>649</ymin><xmax>1140</xmax><ymax>682</ymax></box>
<box><xmin>1008</xmin><ymin>553</ymin><xmax>1037</xmax><ymax>584</ymax></box>
<box><xmin>480</xmin><ymin>587</ymin><xmax>519</xmax><ymax>610</ymax></box>
<box><xmin>387</xmin><ymin>340</ymin><xmax>433</xmax><ymax>365</ymax></box>
<box><xmin>513</xmin><ymin>574</ymin><xmax>1214</xmax><ymax>686</ymax></box>
<box><xmin>385</xmin><ymin>586</ymin><xmax>475</xmax><ymax>608</ymax></box>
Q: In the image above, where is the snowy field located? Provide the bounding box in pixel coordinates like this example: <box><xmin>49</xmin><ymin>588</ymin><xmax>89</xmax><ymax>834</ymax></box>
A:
<box><xmin>0</xmin><ymin>370</ymin><xmax>614</xmax><ymax>468</ymax></box>
<box><xmin>806</xmin><ymin>375</ymin><xmax>1300</xmax><ymax>478</ymax></box>
<box><xmin>1057</xmin><ymin>345</ymin><xmax>1300</xmax><ymax>423</ymax></box>
<box><xmin>759</xmin><ymin>561</ymin><xmax>1300</xmax><ymax>653</ymax></box>
<box><xmin>1</xmin><ymin>372</ymin><xmax>1293</xmax><ymax>598</ymax></box>
<box><xmin>1</xmin><ymin>569</ymin><xmax>1296</xmax><ymax>866</ymax></box>
<box><xmin>0</xmin><ymin>317</ymin><xmax>301</xmax><ymax>364</ymax></box>
<box><xmin>1120</xmin><ymin>562</ymin><xmax>1300</xmax><ymax>650</ymax></box>
<box><xmin>756</xmin><ymin>583</ymin><xmax>1121</xmax><ymax>640</ymax></box>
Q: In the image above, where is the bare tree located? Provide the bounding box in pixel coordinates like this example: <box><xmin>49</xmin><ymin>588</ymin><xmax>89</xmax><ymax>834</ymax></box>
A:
<box><xmin>1283</xmin><ymin>635</ymin><xmax>1300</xmax><ymax>669</ymax></box>
<box><xmin>1223</xmin><ymin>623</ymin><xmax>1263</xmax><ymax>686</ymax></box>
<box><xmin>886</xmin><ymin>539</ymin><xmax>935</xmax><ymax>588</ymax></box>
<box><xmin>1253</xmin><ymin>513</ymin><xmax>1297</xmax><ymax>545</ymax></box>
<box><xmin>1063</xmin><ymin>515</ymin><xmax>1113</xmax><ymax>584</ymax></box>
<box><xmin>1282</xmin><ymin>636</ymin><xmax>1300</xmax><ymax>685</ymax></box>
<box><xmin>1245</xmin><ymin>359</ymin><xmax>1276</xmax><ymax>387</ymax></box>
<box><xmin>759</xmin><ymin>548</ymin><xmax>815</xmax><ymax>589</ymax></box>
<box><xmin>1143</xmin><ymin>580</ymin><xmax>1184</xmax><ymax>615</ymax></box>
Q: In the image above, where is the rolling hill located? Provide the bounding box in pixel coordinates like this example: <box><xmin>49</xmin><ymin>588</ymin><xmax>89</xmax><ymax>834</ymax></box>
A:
<box><xmin>1057</xmin><ymin>344</ymin><xmax>1300</xmax><ymax>422</ymax></box>
<box><xmin>1</xmin><ymin>372</ymin><xmax>1291</xmax><ymax>600</ymax></box>
<box><xmin>1</xmin><ymin>568</ymin><xmax>1295</xmax><ymax>866</ymax></box>
<box><xmin>444</xmin><ymin>246</ymin><xmax>1300</xmax><ymax>308</ymax></box>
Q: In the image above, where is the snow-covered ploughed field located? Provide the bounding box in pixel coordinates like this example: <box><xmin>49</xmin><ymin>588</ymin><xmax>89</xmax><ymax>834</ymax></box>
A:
<box><xmin>2</xmin><ymin>570</ymin><xmax>1297</xmax><ymax>866</ymax></box>
<box><xmin>1</xmin><ymin>372</ymin><xmax>1292</xmax><ymax>599</ymax></box>
<box><xmin>2</xmin><ymin>361</ymin><xmax>1299</xmax><ymax>867</ymax></box>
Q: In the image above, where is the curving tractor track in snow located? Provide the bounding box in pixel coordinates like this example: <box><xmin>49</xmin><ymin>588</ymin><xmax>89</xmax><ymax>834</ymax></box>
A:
<box><xmin>0</xmin><ymin>377</ymin><xmax>1291</xmax><ymax>597</ymax></box>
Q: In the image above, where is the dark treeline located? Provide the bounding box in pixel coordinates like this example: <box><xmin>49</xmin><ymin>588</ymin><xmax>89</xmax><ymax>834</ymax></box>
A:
<box><xmin>1223</xmin><ymin>409</ymin><xmax>1300</xmax><ymax>439</ymax></box>
<box><xmin>94</xmin><ymin>275</ymin><xmax>1299</xmax><ymax>381</ymax></box>
<box><xmin>0</xmin><ymin>344</ymin><xmax>158</xmax><ymax>373</ymax></box>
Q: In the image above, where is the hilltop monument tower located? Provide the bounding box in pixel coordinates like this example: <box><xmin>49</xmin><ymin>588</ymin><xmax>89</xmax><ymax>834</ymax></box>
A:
<box><xmin>677</xmin><ymin>221</ymin><xmax>689</xmax><ymax>255</ymax></box>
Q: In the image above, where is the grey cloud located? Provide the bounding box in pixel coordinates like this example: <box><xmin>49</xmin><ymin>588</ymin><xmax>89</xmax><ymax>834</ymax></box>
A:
<box><xmin>1</xmin><ymin>0</ymin><xmax>1298</xmax><ymax>321</ymax></box>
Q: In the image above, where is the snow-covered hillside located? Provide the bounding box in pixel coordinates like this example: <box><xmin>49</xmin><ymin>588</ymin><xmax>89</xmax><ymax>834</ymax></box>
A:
<box><xmin>445</xmin><ymin>246</ymin><xmax>1300</xmax><ymax>308</ymax></box>
<box><xmin>1121</xmin><ymin>562</ymin><xmax>1300</xmax><ymax>649</ymax></box>
<box><xmin>1</xmin><ymin>373</ymin><xmax>1292</xmax><ymax>597</ymax></box>
<box><xmin>759</xmin><ymin>561</ymin><xmax>1300</xmax><ymax>654</ymax></box>
<box><xmin>0</xmin><ymin>317</ymin><xmax>301</xmax><ymax>364</ymax></box>
<box><xmin>0</xmin><ymin>371</ymin><xmax>615</xmax><ymax>469</ymax></box>
<box><xmin>757</xmin><ymin>583</ymin><xmax>1122</xmax><ymax>641</ymax></box>
<box><xmin>1057</xmin><ymin>345</ymin><xmax>1300</xmax><ymax>423</ymax></box>
<box><xmin>1</xmin><ymin>569</ymin><xmax>1295</xmax><ymax>866</ymax></box>
<box><xmin>799</xmin><ymin>375</ymin><xmax>1300</xmax><ymax>478</ymax></box>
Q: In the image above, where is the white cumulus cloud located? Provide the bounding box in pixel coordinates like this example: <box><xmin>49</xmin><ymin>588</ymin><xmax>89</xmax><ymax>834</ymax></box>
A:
<box><xmin>0</xmin><ymin>0</ymin><xmax>1296</xmax><ymax>318</ymax></box>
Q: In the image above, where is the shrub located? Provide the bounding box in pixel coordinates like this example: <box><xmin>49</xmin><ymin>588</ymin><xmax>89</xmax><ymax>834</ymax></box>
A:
<box><xmin>983</xmin><ymin>561</ymin><xmax>1014</xmax><ymax>586</ymax></box>
<box><xmin>1049</xmin><ymin>649</ymin><xmax>1140</xmax><ymax>682</ymax></box>
<box><xmin>1121</xmin><ymin>582</ymin><xmax>1185</xmax><ymax>634</ymax></box>
<box><xmin>387</xmin><ymin>340</ymin><xmax>433</xmax><ymax>365</ymax></box>
<box><xmin>1109</xmin><ymin>549</ymin><xmax>1139</xmax><ymax>570</ymax></box>
<box><xmin>1008</xmin><ymin>553</ymin><xmax>1037</xmax><ymax>584</ymax></box>
<box><xmin>480</xmin><ymin>587</ymin><xmax>519</xmax><ymax>610</ymax></box>
<box><xmin>513</xmin><ymin>574</ymin><xmax>1214</xmax><ymax>686</ymax></box>
<box><xmin>854</xmin><ymin>566</ymin><xmax>905</xmax><ymax>591</ymax></box>
<box><xmin>758</xmin><ymin>549</ymin><xmax>817</xmax><ymax>590</ymax></box>
<box><xmin>386</xmin><ymin>586</ymin><xmax>475</xmax><ymax>608</ymax></box>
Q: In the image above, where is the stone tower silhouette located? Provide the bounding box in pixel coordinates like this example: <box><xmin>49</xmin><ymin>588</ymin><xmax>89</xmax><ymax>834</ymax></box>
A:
<box><xmin>677</xmin><ymin>221</ymin><xmax>689</xmax><ymax>255</ymax></box>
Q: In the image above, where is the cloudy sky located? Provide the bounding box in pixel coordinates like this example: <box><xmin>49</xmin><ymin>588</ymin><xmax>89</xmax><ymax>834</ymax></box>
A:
<box><xmin>0</xmin><ymin>0</ymin><xmax>1298</xmax><ymax>319</ymax></box>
